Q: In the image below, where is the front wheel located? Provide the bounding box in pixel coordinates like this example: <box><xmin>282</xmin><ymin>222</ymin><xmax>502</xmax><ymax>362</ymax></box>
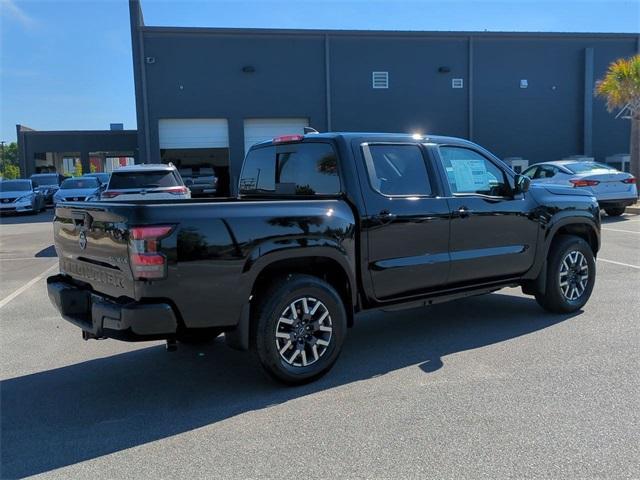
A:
<box><xmin>604</xmin><ymin>207</ymin><xmax>625</xmax><ymax>217</ymax></box>
<box><xmin>252</xmin><ymin>274</ymin><xmax>347</xmax><ymax>385</ymax></box>
<box><xmin>535</xmin><ymin>235</ymin><xmax>596</xmax><ymax>313</ymax></box>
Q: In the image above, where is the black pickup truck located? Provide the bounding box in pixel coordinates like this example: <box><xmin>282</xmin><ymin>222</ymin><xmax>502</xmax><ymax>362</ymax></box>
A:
<box><xmin>48</xmin><ymin>133</ymin><xmax>601</xmax><ymax>384</ymax></box>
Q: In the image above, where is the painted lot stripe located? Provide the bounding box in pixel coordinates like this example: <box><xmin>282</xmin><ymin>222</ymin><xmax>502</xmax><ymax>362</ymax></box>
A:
<box><xmin>0</xmin><ymin>263</ymin><xmax>58</xmax><ymax>309</ymax></box>
<box><xmin>602</xmin><ymin>228</ymin><xmax>640</xmax><ymax>234</ymax></box>
<box><xmin>597</xmin><ymin>258</ymin><xmax>640</xmax><ymax>270</ymax></box>
<box><xmin>0</xmin><ymin>257</ymin><xmax>56</xmax><ymax>261</ymax></box>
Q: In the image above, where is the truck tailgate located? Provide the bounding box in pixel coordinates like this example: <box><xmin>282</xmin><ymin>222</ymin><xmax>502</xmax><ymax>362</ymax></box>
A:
<box><xmin>54</xmin><ymin>204</ymin><xmax>135</xmax><ymax>299</ymax></box>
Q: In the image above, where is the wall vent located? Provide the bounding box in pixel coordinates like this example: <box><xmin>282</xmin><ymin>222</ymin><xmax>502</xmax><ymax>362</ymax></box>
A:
<box><xmin>145</xmin><ymin>57</ymin><xmax>156</xmax><ymax>64</ymax></box>
<box><xmin>451</xmin><ymin>78</ymin><xmax>464</xmax><ymax>89</ymax></box>
<box><xmin>372</xmin><ymin>71</ymin><xmax>389</xmax><ymax>89</ymax></box>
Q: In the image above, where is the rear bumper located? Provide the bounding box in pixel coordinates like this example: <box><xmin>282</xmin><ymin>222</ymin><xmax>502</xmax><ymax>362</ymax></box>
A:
<box><xmin>47</xmin><ymin>274</ymin><xmax>178</xmax><ymax>341</ymax></box>
<box><xmin>598</xmin><ymin>197</ymin><xmax>637</xmax><ymax>209</ymax></box>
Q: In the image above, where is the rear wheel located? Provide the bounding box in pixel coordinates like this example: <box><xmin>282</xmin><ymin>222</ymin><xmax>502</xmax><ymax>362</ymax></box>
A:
<box><xmin>535</xmin><ymin>235</ymin><xmax>596</xmax><ymax>313</ymax></box>
<box><xmin>252</xmin><ymin>274</ymin><xmax>347</xmax><ymax>385</ymax></box>
<box><xmin>604</xmin><ymin>207</ymin><xmax>625</xmax><ymax>217</ymax></box>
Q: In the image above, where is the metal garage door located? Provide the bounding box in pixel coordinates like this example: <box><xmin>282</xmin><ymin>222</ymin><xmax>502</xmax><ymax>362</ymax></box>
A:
<box><xmin>159</xmin><ymin>119</ymin><xmax>229</xmax><ymax>149</ymax></box>
<box><xmin>243</xmin><ymin>118</ymin><xmax>309</xmax><ymax>155</ymax></box>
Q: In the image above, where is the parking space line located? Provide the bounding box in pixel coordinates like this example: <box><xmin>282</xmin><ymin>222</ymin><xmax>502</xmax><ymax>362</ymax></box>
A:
<box><xmin>602</xmin><ymin>228</ymin><xmax>640</xmax><ymax>234</ymax></box>
<box><xmin>0</xmin><ymin>257</ymin><xmax>56</xmax><ymax>261</ymax></box>
<box><xmin>597</xmin><ymin>258</ymin><xmax>640</xmax><ymax>270</ymax></box>
<box><xmin>0</xmin><ymin>263</ymin><xmax>58</xmax><ymax>309</ymax></box>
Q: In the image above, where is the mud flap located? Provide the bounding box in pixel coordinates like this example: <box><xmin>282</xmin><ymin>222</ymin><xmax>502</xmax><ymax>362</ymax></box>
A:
<box><xmin>225</xmin><ymin>302</ymin><xmax>250</xmax><ymax>351</ymax></box>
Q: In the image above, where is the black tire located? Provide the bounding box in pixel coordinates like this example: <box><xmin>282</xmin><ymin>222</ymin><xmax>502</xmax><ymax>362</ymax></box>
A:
<box><xmin>604</xmin><ymin>207</ymin><xmax>625</xmax><ymax>217</ymax></box>
<box><xmin>535</xmin><ymin>235</ymin><xmax>596</xmax><ymax>313</ymax></box>
<box><xmin>252</xmin><ymin>274</ymin><xmax>347</xmax><ymax>385</ymax></box>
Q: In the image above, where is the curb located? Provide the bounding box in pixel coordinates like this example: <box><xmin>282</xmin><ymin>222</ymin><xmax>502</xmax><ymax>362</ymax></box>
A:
<box><xmin>626</xmin><ymin>205</ymin><xmax>640</xmax><ymax>215</ymax></box>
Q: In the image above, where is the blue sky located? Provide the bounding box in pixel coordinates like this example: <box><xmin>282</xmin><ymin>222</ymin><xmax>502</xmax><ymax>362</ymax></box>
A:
<box><xmin>1</xmin><ymin>0</ymin><xmax>638</xmax><ymax>142</ymax></box>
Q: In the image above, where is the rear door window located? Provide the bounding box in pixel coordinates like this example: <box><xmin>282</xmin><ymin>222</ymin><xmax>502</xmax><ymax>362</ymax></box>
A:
<box><xmin>362</xmin><ymin>144</ymin><xmax>432</xmax><ymax>196</ymax></box>
<box><xmin>109</xmin><ymin>171</ymin><xmax>181</xmax><ymax>190</ymax></box>
<box><xmin>240</xmin><ymin>143</ymin><xmax>340</xmax><ymax>196</ymax></box>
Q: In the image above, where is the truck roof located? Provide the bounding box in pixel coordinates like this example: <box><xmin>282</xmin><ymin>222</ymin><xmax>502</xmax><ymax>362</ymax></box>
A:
<box><xmin>252</xmin><ymin>132</ymin><xmax>478</xmax><ymax>148</ymax></box>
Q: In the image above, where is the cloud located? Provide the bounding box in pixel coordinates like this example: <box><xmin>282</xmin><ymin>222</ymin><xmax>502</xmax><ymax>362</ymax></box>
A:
<box><xmin>0</xmin><ymin>0</ymin><xmax>37</xmax><ymax>28</ymax></box>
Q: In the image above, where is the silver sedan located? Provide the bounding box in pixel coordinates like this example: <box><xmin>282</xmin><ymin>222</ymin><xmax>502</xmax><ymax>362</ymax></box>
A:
<box><xmin>523</xmin><ymin>161</ymin><xmax>638</xmax><ymax>216</ymax></box>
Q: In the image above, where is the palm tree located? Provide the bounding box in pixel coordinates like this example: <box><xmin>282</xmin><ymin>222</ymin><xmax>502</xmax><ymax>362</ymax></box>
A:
<box><xmin>596</xmin><ymin>54</ymin><xmax>640</xmax><ymax>180</ymax></box>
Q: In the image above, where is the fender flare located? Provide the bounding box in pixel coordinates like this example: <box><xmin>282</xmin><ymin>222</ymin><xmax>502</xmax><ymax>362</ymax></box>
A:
<box><xmin>522</xmin><ymin>215</ymin><xmax>600</xmax><ymax>294</ymax></box>
<box><xmin>226</xmin><ymin>245</ymin><xmax>357</xmax><ymax>351</ymax></box>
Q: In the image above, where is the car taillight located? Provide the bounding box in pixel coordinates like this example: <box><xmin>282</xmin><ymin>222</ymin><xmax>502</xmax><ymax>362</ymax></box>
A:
<box><xmin>621</xmin><ymin>177</ymin><xmax>636</xmax><ymax>184</ymax></box>
<box><xmin>273</xmin><ymin>134</ymin><xmax>304</xmax><ymax>144</ymax></box>
<box><xmin>129</xmin><ymin>225</ymin><xmax>174</xmax><ymax>280</ymax></box>
<box><xmin>570</xmin><ymin>179</ymin><xmax>600</xmax><ymax>187</ymax></box>
<box><xmin>102</xmin><ymin>191</ymin><xmax>122</xmax><ymax>198</ymax></box>
<box><xmin>166</xmin><ymin>186</ymin><xmax>189</xmax><ymax>195</ymax></box>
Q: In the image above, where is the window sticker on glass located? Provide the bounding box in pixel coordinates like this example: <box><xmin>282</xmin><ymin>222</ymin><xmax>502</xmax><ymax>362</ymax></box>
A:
<box><xmin>450</xmin><ymin>159</ymin><xmax>489</xmax><ymax>192</ymax></box>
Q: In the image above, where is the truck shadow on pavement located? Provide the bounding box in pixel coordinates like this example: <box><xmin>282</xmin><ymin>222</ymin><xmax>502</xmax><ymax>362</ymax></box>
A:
<box><xmin>0</xmin><ymin>292</ymin><xmax>578</xmax><ymax>478</ymax></box>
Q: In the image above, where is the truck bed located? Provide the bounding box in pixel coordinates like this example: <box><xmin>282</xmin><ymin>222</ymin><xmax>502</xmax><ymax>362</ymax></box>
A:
<box><xmin>52</xmin><ymin>197</ymin><xmax>357</xmax><ymax>331</ymax></box>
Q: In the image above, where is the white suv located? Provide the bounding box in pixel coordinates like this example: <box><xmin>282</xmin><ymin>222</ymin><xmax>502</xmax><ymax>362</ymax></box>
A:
<box><xmin>101</xmin><ymin>164</ymin><xmax>191</xmax><ymax>201</ymax></box>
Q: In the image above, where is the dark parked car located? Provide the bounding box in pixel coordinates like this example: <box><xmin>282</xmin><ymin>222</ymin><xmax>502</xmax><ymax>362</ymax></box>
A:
<box><xmin>47</xmin><ymin>133</ymin><xmax>600</xmax><ymax>384</ymax></box>
<box><xmin>179</xmin><ymin>166</ymin><xmax>218</xmax><ymax>197</ymax></box>
<box><xmin>30</xmin><ymin>173</ymin><xmax>66</xmax><ymax>206</ymax></box>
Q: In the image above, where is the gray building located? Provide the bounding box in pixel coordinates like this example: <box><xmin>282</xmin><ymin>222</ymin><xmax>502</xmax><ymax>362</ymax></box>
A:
<box><xmin>16</xmin><ymin>125</ymin><xmax>138</xmax><ymax>178</ymax></box>
<box><xmin>129</xmin><ymin>0</ymin><xmax>639</xmax><ymax>194</ymax></box>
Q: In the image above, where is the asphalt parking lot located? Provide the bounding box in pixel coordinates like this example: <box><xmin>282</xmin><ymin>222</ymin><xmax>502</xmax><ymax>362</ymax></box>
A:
<box><xmin>1</xmin><ymin>209</ymin><xmax>639</xmax><ymax>479</ymax></box>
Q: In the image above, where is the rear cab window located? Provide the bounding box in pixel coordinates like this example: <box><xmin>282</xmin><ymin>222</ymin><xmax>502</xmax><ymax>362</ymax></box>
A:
<box><xmin>240</xmin><ymin>142</ymin><xmax>340</xmax><ymax>196</ymax></box>
<box><xmin>108</xmin><ymin>170</ymin><xmax>182</xmax><ymax>190</ymax></box>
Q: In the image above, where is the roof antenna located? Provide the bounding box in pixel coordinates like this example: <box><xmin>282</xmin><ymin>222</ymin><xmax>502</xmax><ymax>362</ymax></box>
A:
<box><xmin>303</xmin><ymin>127</ymin><xmax>319</xmax><ymax>134</ymax></box>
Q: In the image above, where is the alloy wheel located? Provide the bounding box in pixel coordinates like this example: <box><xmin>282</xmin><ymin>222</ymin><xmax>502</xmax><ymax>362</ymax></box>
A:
<box><xmin>558</xmin><ymin>250</ymin><xmax>589</xmax><ymax>301</ymax></box>
<box><xmin>275</xmin><ymin>297</ymin><xmax>333</xmax><ymax>367</ymax></box>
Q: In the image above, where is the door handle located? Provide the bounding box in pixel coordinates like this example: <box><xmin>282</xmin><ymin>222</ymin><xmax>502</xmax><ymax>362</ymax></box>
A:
<box><xmin>457</xmin><ymin>206</ymin><xmax>472</xmax><ymax>218</ymax></box>
<box><xmin>374</xmin><ymin>209</ymin><xmax>397</xmax><ymax>223</ymax></box>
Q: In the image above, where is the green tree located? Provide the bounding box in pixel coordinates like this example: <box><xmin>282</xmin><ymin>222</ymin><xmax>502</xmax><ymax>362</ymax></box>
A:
<box><xmin>74</xmin><ymin>161</ymin><xmax>83</xmax><ymax>176</ymax></box>
<box><xmin>1</xmin><ymin>142</ymin><xmax>20</xmax><ymax>179</ymax></box>
<box><xmin>596</xmin><ymin>54</ymin><xmax>640</xmax><ymax>180</ymax></box>
<box><xmin>1</xmin><ymin>142</ymin><xmax>18</xmax><ymax>166</ymax></box>
<box><xmin>1</xmin><ymin>164</ymin><xmax>21</xmax><ymax>179</ymax></box>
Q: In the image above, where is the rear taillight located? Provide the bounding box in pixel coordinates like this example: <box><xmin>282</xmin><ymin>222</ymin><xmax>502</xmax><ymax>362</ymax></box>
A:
<box><xmin>273</xmin><ymin>134</ymin><xmax>304</xmax><ymax>144</ymax></box>
<box><xmin>570</xmin><ymin>179</ymin><xmax>600</xmax><ymax>187</ymax></box>
<box><xmin>166</xmin><ymin>186</ymin><xmax>189</xmax><ymax>195</ymax></box>
<box><xmin>102</xmin><ymin>191</ymin><xmax>122</xmax><ymax>198</ymax></box>
<box><xmin>129</xmin><ymin>225</ymin><xmax>174</xmax><ymax>280</ymax></box>
<box><xmin>622</xmin><ymin>177</ymin><xmax>636</xmax><ymax>184</ymax></box>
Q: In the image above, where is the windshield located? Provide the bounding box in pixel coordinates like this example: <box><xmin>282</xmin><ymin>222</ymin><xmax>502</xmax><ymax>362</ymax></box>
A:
<box><xmin>0</xmin><ymin>181</ymin><xmax>32</xmax><ymax>192</ymax></box>
<box><xmin>30</xmin><ymin>174</ymin><xmax>59</xmax><ymax>186</ymax></box>
<box><xmin>61</xmin><ymin>178</ymin><xmax>99</xmax><ymax>190</ymax></box>
<box><xmin>84</xmin><ymin>173</ymin><xmax>110</xmax><ymax>183</ymax></box>
<box><xmin>566</xmin><ymin>162</ymin><xmax>617</xmax><ymax>174</ymax></box>
<box><xmin>108</xmin><ymin>171</ymin><xmax>181</xmax><ymax>189</ymax></box>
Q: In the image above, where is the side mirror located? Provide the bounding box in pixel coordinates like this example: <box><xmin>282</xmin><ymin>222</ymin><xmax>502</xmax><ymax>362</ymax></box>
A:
<box><xmin>514</xmin><ymin>174</ymin><xmax>531</xmax><ymax>194</ymax></box>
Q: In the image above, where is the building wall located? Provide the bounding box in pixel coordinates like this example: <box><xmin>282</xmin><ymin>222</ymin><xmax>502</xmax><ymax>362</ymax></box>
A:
<box><xmin>142</xmin><ymin>31</ymin><xmax>327</xmax><ymax>180</ymax></box>
<box><xmin>16</xmin><ymin>126</ymin><xmax>138</xmax><ymax>177</ymax></box>
<box><xmin>130</xmin><ymin>15</ymin><xmax>639</xmax><ymax>190</ymax></box>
